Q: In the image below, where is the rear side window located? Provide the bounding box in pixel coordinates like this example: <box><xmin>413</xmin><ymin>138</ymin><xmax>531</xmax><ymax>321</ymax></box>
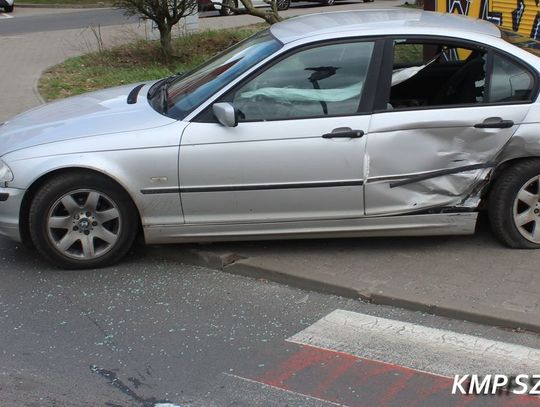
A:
<box><xmin>489</xmin><ymin>53</ymin><xmax>535</xmax><ymax>103</ymax></box>
<box><xmin>384</xmin><ymin>38</ymin><xmax>536</xmax><ymax>111</ymax></box>
<box><xmin>388</xmin><ymin>40</ymin><xmax>488</xmax><ymax>109</ymax></box>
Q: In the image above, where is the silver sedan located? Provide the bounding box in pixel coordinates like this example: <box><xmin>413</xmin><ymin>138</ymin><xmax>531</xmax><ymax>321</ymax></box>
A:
<box><xmin>2</xmin><ymin>9</ymin><xmax>540</xmax><ymax>269</ymax></box>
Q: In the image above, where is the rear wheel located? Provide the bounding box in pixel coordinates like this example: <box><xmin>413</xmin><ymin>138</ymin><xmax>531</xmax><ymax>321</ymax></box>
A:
<box><xmin>489</xmin><ymin>159</ymin><xmax>540</xmax><ymax>248</ymax></box>
<box><xmin>5</xmin><ymin>5</ymin><xmax>14</xmax><ymax>12</ymax></box>
<box><xmin>29</xmin><ymin>172</ymin><xmax>138</xmax><ymax>269</ymax></box>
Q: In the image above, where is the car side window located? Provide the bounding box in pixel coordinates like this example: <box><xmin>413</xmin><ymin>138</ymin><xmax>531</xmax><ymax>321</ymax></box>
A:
<box><xmin>388</xmin><ymin>40</ymin><xmax>487</xmax><ymax>109</ymax></box>
<box><xmin>232</xmin><ymin>41</ymin><xmax>375</xmax><ymax>121</ymax></box>
<box><xmin>489</xmin><ymin>53</ymin><xmax>534</xmax><ymax>103</ymax></box>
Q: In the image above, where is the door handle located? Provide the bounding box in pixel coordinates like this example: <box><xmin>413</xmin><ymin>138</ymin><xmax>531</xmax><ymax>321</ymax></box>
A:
<box><xmin>322</xmin><ymin>127</ymin><xmax>365</xmax><ymax>139</ymax></box>
<box><xmin>473</xmin><ymin>118</ymin><xmax>514</xmax><ymax>129</ymax></box>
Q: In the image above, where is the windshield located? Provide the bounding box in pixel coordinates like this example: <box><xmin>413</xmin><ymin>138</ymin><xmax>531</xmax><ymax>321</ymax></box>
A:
<box><xmin>148</xmin><ymin>30</ymin><xmax>282</xmax><ymax>120</ymax></box>
<box><xmin>501</xmin><ymin>29</ymin><xmax>540</xmax><ymax>57</ymax></box>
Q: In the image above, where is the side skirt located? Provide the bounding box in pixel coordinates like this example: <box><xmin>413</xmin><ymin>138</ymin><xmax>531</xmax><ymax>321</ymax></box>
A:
<box><xmin>143</xmin><ymin>213</ymin><xmax>478</xmax><ymax>244</ymax></box>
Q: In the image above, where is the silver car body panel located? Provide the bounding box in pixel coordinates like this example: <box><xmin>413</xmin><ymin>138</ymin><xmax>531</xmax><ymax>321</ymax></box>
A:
<box><xmin>144</xmin><ymin>213</ymin><xmax>478</xmax><ymax>244</ymax></box>
<box><xmin>2</xmin><ymin>84</ymin><xmax>186</xmax><ymax>230</ymax></box>
<box><xmin>0</xmin><ymin>187</ymin><xmax>24</xmax><ymax>241</ymax></box>
<box><xmin>0</xmin><ymin>84</ymin><xmax>173</xmax><ymax>157</ymax></box>
<box><xmin>1</xmin><ymin>10</ymin><xmax>540</xmax><ymax>246</ymax></box>
<box><xmin>496</xmin><ymin>104</ymin><xmax>540</xmax><ymax>163</ymax></box>
<box><xmin>365</xmin><ymin>104</ymin><xmax>531</xmax><ymax>215</ymax></box>
<box><xmin>179</xmin><ymin>116</ymin><xmax>369</xmax><ymax>223</ymax></box>
<box><xmin>270</xmin><ymin>9</ymin><xmax>501</xmax><ymax>44</ymax></box>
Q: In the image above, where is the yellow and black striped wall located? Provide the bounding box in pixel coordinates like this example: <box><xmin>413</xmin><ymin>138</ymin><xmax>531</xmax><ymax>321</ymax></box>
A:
<box><xmin>425</xmin><ymin>0</ymin><xmax>540</xmax><ymax>40</ymax></box>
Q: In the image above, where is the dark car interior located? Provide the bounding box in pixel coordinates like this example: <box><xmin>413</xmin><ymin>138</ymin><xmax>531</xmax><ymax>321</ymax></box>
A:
<box><xmin>388</xmin><ymin>40</ymin><xmax>535</xmax><ymax>110</ymax></box>
<box><xmin>388</xmin><ymin>42</ymin><xmax>487</xmax><ymax>109</ymax></box>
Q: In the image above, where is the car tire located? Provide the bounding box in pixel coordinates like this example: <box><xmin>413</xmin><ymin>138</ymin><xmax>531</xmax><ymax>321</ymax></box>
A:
<box><xmin>362</xmin><ymin>0</ymin><xmax>374</xmax><ymax>2</ymax></box>
<box><xmin>277</xmin><ymin>0</ymin><xmax>290</xmax><ymax>10</ymax></box>
<box><xmin>488</xmin><ymin>159</ymin><xmax>540</xmax><ymax>249</ymax></box>
<box><xmin>321</xmin><ymin>0</ymin><xmax>335</xmax><ymax>5</ymax></box>
<box><xmin>29</xmin><ymin>172</ymin><xmax>139</xmax><ymax>269</ymax></box>
<box><xmin>219</xmin><ymin>0</ymin><xmax>237</xmax><ymax>16</ymax></box>
<box><xmin>5</xmin><ymin>5</ymin><xmax>14</xmax><ymax>12</ymax></box>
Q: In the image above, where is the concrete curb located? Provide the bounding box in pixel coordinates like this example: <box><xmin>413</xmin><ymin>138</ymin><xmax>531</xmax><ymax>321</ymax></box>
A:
<box><xmin>370</xmin><ymin>290</ymin><xmax>539</xmax><ymax>334</ymax></box>
<box><xmin>163</xmin><ymin>246</ymin><xmax>540</xmax><ymax>334</ymax></box>
<box><xmin>33</xmin><ymin>75</ymin><xmax>46</xmax><ymax>105</ymax></box>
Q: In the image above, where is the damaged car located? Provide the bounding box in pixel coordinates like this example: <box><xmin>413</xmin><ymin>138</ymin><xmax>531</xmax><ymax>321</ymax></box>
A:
<box><xmin>1</xmin><ymin>9</ymin><xmax>540</xmax><ymax>269</ymax></box>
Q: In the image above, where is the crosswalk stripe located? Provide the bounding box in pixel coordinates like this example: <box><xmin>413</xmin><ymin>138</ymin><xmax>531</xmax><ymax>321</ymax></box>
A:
<box><xmin>287</xmin><ymin>309</ymin><xmax>540</xmax><ymax>377</ymax></box>
<box><xmin>223</xmin><ymin>372</ymin><xmax>345</xmax><ymax>406</ymax></box>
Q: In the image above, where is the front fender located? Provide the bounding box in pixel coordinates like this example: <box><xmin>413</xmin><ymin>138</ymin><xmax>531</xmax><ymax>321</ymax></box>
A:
<box><xmin>5</xmin><ymin>149</ymin><xmax>184</xmax><ymax>228</ymax></box>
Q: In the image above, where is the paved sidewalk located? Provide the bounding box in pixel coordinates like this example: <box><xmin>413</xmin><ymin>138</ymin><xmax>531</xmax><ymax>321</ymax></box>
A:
<box><xmin>150</xmin><ymin>218</ymin><xmax>540</xmax><ymax>333</ymax></box>
<box><xmin>0</xmin><ymin>24</ymin><xmax>144</xmax><ymax>121</ymax></box>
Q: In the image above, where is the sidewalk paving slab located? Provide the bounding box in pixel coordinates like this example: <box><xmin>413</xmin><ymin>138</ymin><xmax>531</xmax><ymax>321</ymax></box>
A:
<box><xmin>148</xmin><ymin>219</ymin><xmax>540</xmax><ymax>333</ymax></box>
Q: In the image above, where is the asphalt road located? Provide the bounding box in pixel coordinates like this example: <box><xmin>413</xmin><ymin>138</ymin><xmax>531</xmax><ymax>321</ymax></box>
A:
<box><xmin>0</xmin><ymin>2</ymin><xmax>346</xmax><ymax>36</ymax></box>
<box><xmin>1</xmin><ymin>237</ymin><xmax>539</xmax><ymax>406</ymax></box>
<box><xmin>0</xmin><ymin>8</ymin><xmax>137</xmax><ymax>35</ymax></box>
<box><xmin>0</xmin><ymin>2</ymin><xmax>363</xmax><ymax>35</ymax></box>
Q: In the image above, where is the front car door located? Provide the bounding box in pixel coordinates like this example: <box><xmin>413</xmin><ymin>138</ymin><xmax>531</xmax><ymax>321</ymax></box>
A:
<box><xmin>365</xmin><ymin>36</ymin><xmax>537</xmax><ymax>215</ymax></box>
<box><xmin>179</xmin><ymin>39</ymin><xmax>382</xmax><ymax>224</ymax></box>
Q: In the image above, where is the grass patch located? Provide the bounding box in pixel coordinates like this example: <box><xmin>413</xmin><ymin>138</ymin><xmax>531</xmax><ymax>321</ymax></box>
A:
<box><xmin>39</xmin><ymin>25</ymin><xmax>264</xmax><ymax>101</ymax></box>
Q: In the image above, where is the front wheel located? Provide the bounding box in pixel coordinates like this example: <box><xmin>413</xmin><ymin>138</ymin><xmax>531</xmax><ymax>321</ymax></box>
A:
<box><xmin>29</xmin><ymin>172</ymin><xmax>139</xmax><ymax>269</ymax></box>
<box><xmin>4</xmin><ymin>5</ymin><xmax>14</xmax><ymax>12</ymax></box>
<box><xmin>489</xmin><ymin>159</ymin><xmax>540</xmax><ymax>248</ymax></box>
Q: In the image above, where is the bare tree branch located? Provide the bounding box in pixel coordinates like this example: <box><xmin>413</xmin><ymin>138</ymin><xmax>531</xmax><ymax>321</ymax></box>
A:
<box><xmin>114</xmin><ymin>0</ymin><xmax>198</xmax><ymax>59</ymax></box>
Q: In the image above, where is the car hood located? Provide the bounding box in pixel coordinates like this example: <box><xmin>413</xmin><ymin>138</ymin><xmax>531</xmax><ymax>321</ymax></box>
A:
<box><xmin>0</xmin><ymin>83</ymin><xmax>176</xmax><ymax>157</ymax></box>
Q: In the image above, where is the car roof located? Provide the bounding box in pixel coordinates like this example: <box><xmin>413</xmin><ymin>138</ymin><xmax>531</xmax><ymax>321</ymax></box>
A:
<box><xmin>270</xmin><ymin>9</ymin><xmax>501</xmax><ymax>44</ymax></box>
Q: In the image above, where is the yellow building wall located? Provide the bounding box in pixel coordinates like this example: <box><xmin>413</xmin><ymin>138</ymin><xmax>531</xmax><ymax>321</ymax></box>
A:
<box><xmin>435</xmin><ymin>0</ymin><xmax>540</xmax><ymax>39</ymax></box>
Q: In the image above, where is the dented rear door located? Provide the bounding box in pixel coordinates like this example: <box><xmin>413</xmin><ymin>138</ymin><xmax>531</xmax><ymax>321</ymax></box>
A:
<box><xmin>364</xmin><ymin>105</ymin><xmax>530</xmax><ymax>215</ymax></box>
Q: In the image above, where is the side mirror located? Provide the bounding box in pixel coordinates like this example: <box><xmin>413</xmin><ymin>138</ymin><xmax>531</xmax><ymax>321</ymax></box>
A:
<box><xmin>213</xmin><ymin>102</ymin><xmax>238</xmax><ymax>127</ymax></box>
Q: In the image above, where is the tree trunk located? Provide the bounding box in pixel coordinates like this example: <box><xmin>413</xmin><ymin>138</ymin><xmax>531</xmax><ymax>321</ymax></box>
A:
<box><xmin>239</xmin><ymin>0</ymin><xmax>282</xmax><ymax>24</ymax></box>
<box><xmin>158</xmin><ymin>24</ymin><xmax>173</xmax><ymax>61</ymax></box>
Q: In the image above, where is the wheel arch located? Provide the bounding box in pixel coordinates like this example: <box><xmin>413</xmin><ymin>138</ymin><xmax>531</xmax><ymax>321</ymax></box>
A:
<box><xmin>482</xmin><ymin>156</ymin><xmax>540</xmax><ymax>205</ymax></box>
<box><xmin>19</xmin><ymin>167</ymin><xmax>143</xmax><ymax>247</ymax></box>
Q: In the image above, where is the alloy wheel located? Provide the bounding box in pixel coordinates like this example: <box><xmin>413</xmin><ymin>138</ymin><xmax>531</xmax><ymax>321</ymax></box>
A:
<box><xmin>513</xmin><ymin>175</ymin><xmax>540</xmax><ymax>243</ymax></box>
<box><xmin>46</xmin><ymin>189</ymin><xmax>122</xmax><ymax>260</ymax></box>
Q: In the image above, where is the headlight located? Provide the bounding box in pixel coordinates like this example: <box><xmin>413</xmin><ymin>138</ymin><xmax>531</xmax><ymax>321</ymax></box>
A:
<box><xmin>0</xmin><ymin>160</ymin><xmax>14</xmax><ymax>184</ymax></box>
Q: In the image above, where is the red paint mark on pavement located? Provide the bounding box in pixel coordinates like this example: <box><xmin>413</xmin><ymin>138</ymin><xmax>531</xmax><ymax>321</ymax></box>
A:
<box><xmin>259</xmin><ymin>344</ymin><xmax>344</xmax><ymax>387</ymax></box>
<box><xmin>312</xmin><ymin>355</ymin><xmax>358</xmax><ymax>398</ymax></box>
<box><xmin>250</xmin><ymin>344</ymin><xmax>540</xmax><ymax>407</ymax></box>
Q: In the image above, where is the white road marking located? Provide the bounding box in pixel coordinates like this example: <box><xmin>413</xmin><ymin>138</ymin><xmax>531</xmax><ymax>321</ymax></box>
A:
<box><xmin>287</xmin><ymin>310</ymin><xmax>540</xmax><ymax>377</ymax></box>
<box><xmin>0</xmin><ymin>13</ymin><xmax>13</xmax><ymax>19</ymax></box>
<box><xmin>222</xmin><ymin>372</ymin><xmax>346</xmax><ymax>406</ymax></box>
